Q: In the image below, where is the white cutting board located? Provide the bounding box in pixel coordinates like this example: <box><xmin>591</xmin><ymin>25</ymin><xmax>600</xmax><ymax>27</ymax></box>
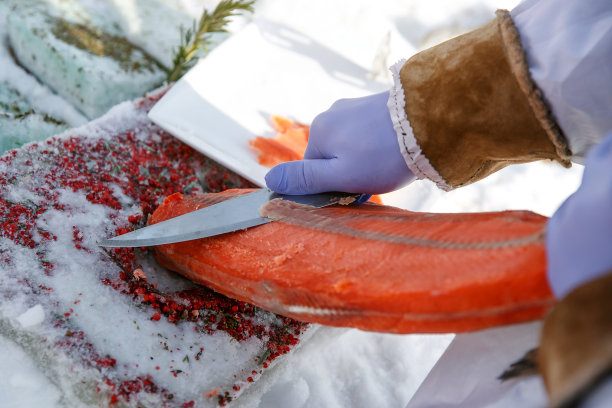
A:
<box><xmin>148</xmin><ymin>17</ymin><xmax>404</xmax><ymax>187</ymax></box>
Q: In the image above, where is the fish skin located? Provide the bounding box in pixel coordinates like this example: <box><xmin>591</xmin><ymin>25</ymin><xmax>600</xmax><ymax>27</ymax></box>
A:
<box><xmin>151</xmin><ymin>189</ymin><xmax>554</xmax><ymax>334</ymax></box>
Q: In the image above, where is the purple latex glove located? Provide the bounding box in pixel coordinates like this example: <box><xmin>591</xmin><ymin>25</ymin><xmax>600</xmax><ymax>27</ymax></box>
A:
<box><xmin>547</xmin><ymin>130</ymin><xmax>612</xmax><ymax>298</ymax></box>
<box><xmin>264</xmin><ymin>91</ymin><xmax>415</xmax><ymax>195</ymax></box>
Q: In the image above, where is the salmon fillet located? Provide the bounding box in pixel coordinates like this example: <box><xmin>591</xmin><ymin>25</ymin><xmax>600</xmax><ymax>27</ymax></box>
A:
<box><xmin>249</xmin><ymin>116</ymin><xmax>309</xmax><ymax>167</ymax></box>
<box><xmin>151</xmin><ymin>189</ymin><xmax>554</xmax><ymax>334</ymax></box>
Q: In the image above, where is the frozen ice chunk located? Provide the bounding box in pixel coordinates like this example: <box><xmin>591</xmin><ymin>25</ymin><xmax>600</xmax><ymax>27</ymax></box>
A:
<box><xmin>7</xmin><ymin>1</ymin><xmax>166</xmax><ymax>119</ymax></box>
<box><xmin>0</xmin><ymin>83</ymin><xmax>69</xmax><ymax>153</ymax></box>
<box><xmin>16</xmin><ymin>305</ymin><xmax>45</xmax><ymax>328</ymax></box>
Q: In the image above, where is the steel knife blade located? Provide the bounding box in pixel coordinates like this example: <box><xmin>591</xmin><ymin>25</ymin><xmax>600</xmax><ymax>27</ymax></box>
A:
<box><xmin>98</xmin><ymin>189</ymin><xmax>361</xmax><ymax>248</ymax></box>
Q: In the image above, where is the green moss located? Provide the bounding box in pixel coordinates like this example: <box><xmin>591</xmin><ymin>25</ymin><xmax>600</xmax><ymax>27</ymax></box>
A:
<box><xmin>0</xmin><ymin>110</ymin><xmax>65</xmax><ymax>127</ymax></box>
<box><xmin>0</xmin><ymin>101</ymin><xmax>15</xmax><ymax>112</ymax></box>
<box><xmin>13</xmin><ymin>109</ymin><xmax>35</xmax><ymax>120</ymax></box>
<box><xmin>0</xmin><ymin>82</ymin><xmax>62</xmax><ymax>124</ymax></box>
<box><xmin>49</xmin><ymin>17</ymin><xmax>162</xmax><ymax>73</ymax></box>
<box><xmin>0</xmin><ymin>84</ymin><xmax>32</xmax><ymax>116</ymax></box>
<box><xmin>42</xmin><ymin>114</ymin><xmax>66</xmax><ymax>126</ymax></box>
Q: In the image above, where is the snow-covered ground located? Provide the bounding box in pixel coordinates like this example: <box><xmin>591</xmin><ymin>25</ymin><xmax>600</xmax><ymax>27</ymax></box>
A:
<box><xmin>0</xmin><ymin>0</ymin><xmax>585</xmax><ymax>407</ymax></box>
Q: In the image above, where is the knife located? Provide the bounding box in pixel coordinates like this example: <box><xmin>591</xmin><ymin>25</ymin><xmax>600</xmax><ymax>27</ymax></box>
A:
<box><xmin>98</xmin><ymin>189</ymin><xmax>365</xmax><ymax>248</ymax></box>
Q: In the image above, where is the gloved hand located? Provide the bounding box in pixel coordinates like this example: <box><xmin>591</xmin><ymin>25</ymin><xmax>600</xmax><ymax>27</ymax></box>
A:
<box><xmin>265</xmin><ymin>91</ymin><xmax>415</xmax><ymax>195</ymax></box>
<box><xmin>546</xmin><ymin>130</ymin><xmax>612</xmax><ymax>298</ymax></box>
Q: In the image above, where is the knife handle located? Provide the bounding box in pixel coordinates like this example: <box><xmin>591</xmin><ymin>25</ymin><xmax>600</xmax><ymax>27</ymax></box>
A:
<box><xmin>353</xmin><ymin>194</ymin><xmax>372</xmax><ymax>205</ymax></box>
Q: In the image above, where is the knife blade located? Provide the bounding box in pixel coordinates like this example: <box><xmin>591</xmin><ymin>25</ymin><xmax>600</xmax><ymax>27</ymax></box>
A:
<box><xmin>97</xmin><ymin>189</ymin><xmax>362</xmax><ymax>248</ymax></box>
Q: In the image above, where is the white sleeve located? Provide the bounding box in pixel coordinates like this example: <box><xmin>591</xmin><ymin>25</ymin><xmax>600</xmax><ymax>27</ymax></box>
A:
<box><xmin>511</xmin><ymin>0</ymin><xmax>612</xmax><ymax>163</ymax></box>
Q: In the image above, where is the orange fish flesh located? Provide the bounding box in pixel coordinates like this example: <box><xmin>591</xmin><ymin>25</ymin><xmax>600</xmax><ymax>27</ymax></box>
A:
<box><xmin>151</xmin><ymin>189</ymin><xmax>554</xmax><ymax>334</ymax></box>
<box><xmin>249</xmin><ymin>116</ymin><xmax>309</xmax><ymax>167</ymax></box>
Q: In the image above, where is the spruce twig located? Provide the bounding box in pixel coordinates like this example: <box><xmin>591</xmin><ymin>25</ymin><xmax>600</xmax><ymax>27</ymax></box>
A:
<box><xmin>167</xmin><ymin>0</ymin><xmax>255</xmax><ymax>82</ymax></box>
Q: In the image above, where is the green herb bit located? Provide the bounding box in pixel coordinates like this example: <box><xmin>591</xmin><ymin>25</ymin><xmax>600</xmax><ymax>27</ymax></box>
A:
<box><xmin>167</xmin><ymin>0</ymin><xmax>255</xmax><ymax>82</ymax></box>
<box><xmin>256</xmin><ymin>348</ymin><xmax>271</xmax><ymax>365</ymax></box>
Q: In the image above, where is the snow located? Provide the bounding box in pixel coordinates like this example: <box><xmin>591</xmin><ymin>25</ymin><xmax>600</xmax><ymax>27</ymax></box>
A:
<box><xmin>0</xmin><ymin>97</ymin><xmax>293</xmax><ymax>406</ymax></box>
<box><xmin>0</xmin><ymin>336</ymin><xmax>62</xmax><ymax>407</ymax></box>
<box><xmin>235</xmin><ymin>329</ymin><xmax>453</xmax><ymax>408</ymax></box>
<box><xmin>0</xmin><ymin>0</ymin><xmax>586</xmax><ymax>407</ymax></box>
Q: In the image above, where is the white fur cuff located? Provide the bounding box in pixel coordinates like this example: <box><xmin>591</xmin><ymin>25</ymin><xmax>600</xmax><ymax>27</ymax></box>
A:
<box><xmin>387</xmin><ymin>59</ymin><xmax>452</xmax><ymax>191</ymax></box>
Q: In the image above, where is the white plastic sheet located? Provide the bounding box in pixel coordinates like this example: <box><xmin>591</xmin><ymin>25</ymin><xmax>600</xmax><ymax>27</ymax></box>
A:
<box><xmin>407</xmin><ymin>321</ymin><xmax>548</xmax><ymax>408</ymax></box>
<box><xmin>148</xmin><ymin>17</ymin><xmax>413</xmax><ymax>187</ymax></box>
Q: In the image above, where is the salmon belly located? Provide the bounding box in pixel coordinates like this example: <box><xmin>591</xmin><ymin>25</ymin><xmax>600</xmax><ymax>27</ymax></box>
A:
<box><xmin>151</xmin><ymin>189</ymin><xmax>554</xmax><ymax>334</ymax></box>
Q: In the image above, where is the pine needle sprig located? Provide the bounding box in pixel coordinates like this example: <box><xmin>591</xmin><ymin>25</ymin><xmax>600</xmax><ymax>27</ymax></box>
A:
<box><xmin>167</xmin><ymin>0</ymin><xmax>255</xmax><ymax>83</ymax></box>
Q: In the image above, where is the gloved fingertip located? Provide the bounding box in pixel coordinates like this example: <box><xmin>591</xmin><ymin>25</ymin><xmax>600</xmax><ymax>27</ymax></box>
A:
<box><xmin>264</xmin><ymin>165</ymin><xmax>289</xmax><ymax>194</ymax></box>
<box><xmin>353</xmin><ymin>194</ymin><xmax>372</xmax><ymax>205</ymax></box>
<box><xmin>266</xmin><ymin>159</ymin><xmax>334</xmax><ymax>195</ymax></box>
